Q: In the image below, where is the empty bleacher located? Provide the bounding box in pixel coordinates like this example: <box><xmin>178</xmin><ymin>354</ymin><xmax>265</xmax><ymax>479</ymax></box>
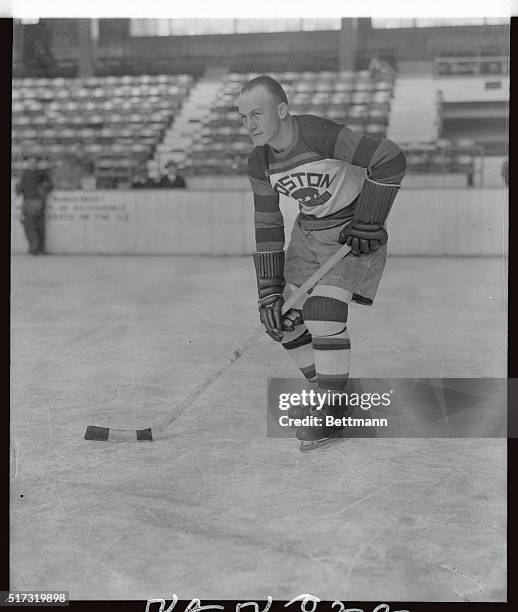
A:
<box><xmin>386</xmin><ymin>58</ymin><xmax>507</xmax><ymax>186</ymax></box>
<box><xmin>147</xmin><ymin>74</ymin><xmax>226</xmax><ymax>181</ymax></box>
<box><xmin>434</xmin><ymin>60</ymin><xmax>508</xmax><ymax>157</ymax></box>
<box><xmin>180</xmin><ymin>68</ymin><xmax>395</xmax><ymax>177</ymax></box>
<box><xmin>11</xmin><ymin>65</ymin><xmax>503</xmax><ymax>189</ymax></box>
<box><xmin>12</xmin><ymin>74</ymin><xmax>194</xmax><ymax>188</ymax></box>
<box><xmin>177</xmin><ymin>66</ymin><xmax>481</xmax><ymax>187</ymax></box>
<box><xmin>402</xmin><ymin>138</ymin><xmax>484</xmax><ymax>187</ymax></box>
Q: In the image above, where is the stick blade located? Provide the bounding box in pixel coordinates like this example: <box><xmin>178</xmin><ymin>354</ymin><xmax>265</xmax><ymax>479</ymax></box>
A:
<box><xmin>84</xmin><ymin>425</ymin><xmax>153</xmax><ymax>442</ymax></box>
<box><xmin>84</xmin><ymin>425</ymin><xmax>109</xmax><ymax>441</ymax></box>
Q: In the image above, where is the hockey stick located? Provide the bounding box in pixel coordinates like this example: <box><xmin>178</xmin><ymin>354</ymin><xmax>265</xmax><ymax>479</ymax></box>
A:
<box><xmin>84</xmin><ymin>243</ymin><xmax>352</xmax><ymax>441</ymax></box>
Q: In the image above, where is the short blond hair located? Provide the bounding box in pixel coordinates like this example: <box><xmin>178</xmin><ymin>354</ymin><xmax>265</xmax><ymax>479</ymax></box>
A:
<box><xmin>240</xmin><ymin>75</ymin><xmax>288</xmax><ymax>105</ymax></box>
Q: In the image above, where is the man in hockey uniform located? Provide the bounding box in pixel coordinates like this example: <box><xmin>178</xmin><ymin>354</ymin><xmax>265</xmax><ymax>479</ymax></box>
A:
<box><xmin>238</xmin><ymin>75</ymin><xmax>406</xmax><ymax>451</ymax></box>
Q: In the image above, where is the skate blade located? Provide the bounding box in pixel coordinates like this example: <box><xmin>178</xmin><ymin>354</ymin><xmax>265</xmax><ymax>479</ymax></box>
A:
<box><xmin>299</xmin><ymin>437</ymin><xmax>345</xmax><ymax>452</ymax></box>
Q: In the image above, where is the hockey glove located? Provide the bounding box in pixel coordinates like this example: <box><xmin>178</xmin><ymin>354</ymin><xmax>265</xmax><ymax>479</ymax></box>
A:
<box><xmin>253</xmin><ymin>251</ymin><xmax>286</xmax><ymax>342</ymax></box>
<box><xmin>339</xmin><ymin>222</ymin><xmax>388</xmax><ymax>254</ymax></box>
<box><xmin>339</xmin><ymin>178</ymin><xmax>399</xmax><ymax>255</ymax></box>
<box><xmin>281</xmin><ymin>308</ymin><xmax>303</xmax><ymax>332</ymax></box>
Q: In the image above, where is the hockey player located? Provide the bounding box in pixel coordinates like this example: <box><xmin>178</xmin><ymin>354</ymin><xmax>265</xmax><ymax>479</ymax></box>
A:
<box><xmin>238</xmin><ymin>75</ymin><xmax>406</xmax><ymax>451</ymax></box>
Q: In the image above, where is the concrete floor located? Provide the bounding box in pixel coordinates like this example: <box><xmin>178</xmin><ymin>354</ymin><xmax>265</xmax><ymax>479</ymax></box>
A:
<box><xmin>10</xmin><ymin>255</ymin><xmax>507</xmax><ymax>601</ymax></box>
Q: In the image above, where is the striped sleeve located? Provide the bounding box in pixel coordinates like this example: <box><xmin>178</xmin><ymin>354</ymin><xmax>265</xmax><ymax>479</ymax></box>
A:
<box><xmin>247</xmin><ymin>149</ymin><xmax>284</xmax><ymax>252</ymax></box>
<box><xmin>333</xmin><ymin>125</ymin><xmax>407</xmax><ymax>185</ymax></box>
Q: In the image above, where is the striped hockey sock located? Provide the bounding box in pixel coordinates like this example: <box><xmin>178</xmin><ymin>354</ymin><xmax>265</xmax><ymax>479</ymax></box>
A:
<box><xmin>313</xmin><ymin>327</ymin><xmax>351</xmax><ymax>391</ymax></box>
<box><xmin>302</xmin><ymin>285</ymin><xmax>351</xmax><ymax>391</ymax></box>
<box><xmin>281</xmin><ymin>327</ymin><xmax>317</xmax><ymax>383</ymax></box>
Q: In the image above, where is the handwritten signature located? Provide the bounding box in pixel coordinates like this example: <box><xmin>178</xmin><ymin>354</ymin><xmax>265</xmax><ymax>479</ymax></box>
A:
<box><xmin>145</xmin><ymin>594</ymin><xmax>410</xmax><ymax>612</ymax></box>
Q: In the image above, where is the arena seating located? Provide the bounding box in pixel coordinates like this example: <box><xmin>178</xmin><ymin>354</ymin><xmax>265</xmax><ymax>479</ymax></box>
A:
<box><xmin>163</xmin><ymin>67</ymin><xmax>480</xmax><ymax>183</ymax></box>
<box><xmin>402</xmin><ymin>138</ymin><xmax>483</xmax><ymax>185</ymax></box>
<box><xmin>12</xmin><ymin>74</ymin><xmax>194</xmax><ymax>187</ymax></box>
<box><xmin>182</xmin><ymin>68</ymin><xmax>395</xmax><ymax>176</ymax></box>
<box><xmin>10</xmin><ymin>69</ymin><xmax>486</xmax><ymax>186</ymax></box>
<box><xmin>431</xmin><ymin>53</ymin><xmax>508</xmax><ymax>158</ymax></box>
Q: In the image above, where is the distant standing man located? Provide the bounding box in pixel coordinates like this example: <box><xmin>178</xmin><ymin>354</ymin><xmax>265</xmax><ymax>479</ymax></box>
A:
<box><xmin>16</xmin><ymin>157</ymin><xmax>53</xmax><ymax>255</ymax></box>
<box><xmin>238</xmin><ymin>75</ymin><xmax>406</xmax><ymax>451</ymax></box>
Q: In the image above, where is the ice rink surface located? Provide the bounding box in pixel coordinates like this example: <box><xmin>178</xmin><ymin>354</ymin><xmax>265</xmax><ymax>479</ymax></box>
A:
<box><xmin>10</xmin><ymin>254</ymin><xmax>507</xmax><ymax>601</ymax></box>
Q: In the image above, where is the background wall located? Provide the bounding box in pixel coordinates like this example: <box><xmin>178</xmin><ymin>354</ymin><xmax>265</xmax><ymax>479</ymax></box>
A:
<box><xmin>11</xmin><ymin>188</ymin><xmax>508</xmax><ymax>256</ymax></box>
<box><xmin>13</xmin><ymin>20</ymin><xmax>509</xmax><ymax>77</ymax></box>
<box><xmin>437</xmin><ymin>76</ymin><xmax>509</xmax><ymax>102</ymax></box>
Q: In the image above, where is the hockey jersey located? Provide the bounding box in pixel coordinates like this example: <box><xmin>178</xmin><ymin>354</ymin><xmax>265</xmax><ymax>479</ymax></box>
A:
<box><xmin>247</xmin><ymin>114</ymin><xmax>406</xmax><ymax>252</ymax></box>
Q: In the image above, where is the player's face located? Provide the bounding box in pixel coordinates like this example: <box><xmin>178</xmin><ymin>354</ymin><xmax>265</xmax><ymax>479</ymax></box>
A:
<box><xmin>238</xmin><ymin>86</ymin><xmax>283</xmax><ymax>147</ymax></box>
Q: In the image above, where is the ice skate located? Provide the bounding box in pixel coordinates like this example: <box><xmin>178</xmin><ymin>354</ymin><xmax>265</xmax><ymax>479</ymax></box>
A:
<box><xmin>288</xmin><ymin>400</ymin><xmax>348</xmax><ymax>452</ymax></box>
